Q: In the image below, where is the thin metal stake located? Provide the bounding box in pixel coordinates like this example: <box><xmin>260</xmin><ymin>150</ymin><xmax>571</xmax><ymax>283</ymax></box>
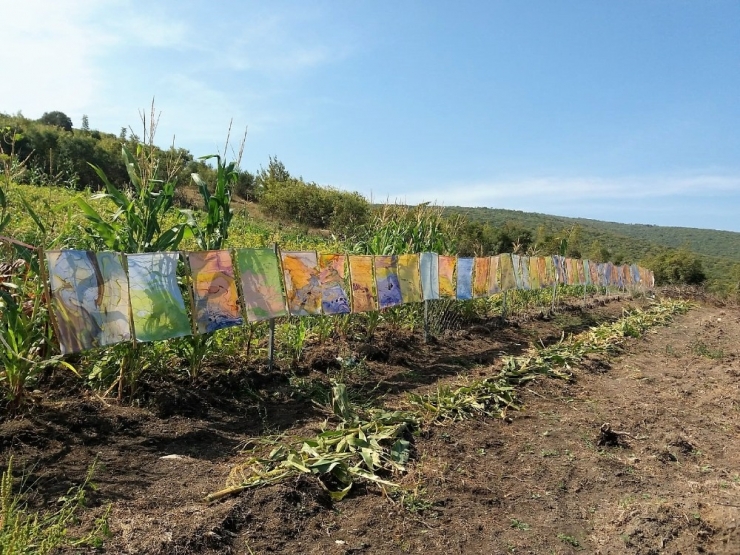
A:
<box><xmin>550</xmin><ymin>280</ymin><xmax>558</xmax><ymax>314</ymax></box>
<box><xmin>423</xmin><ymin>299</ymin><xmax>429</xmax><ymax>343</ymax></box>
<box><xmin>502</xmin><ymin>290</ymin><xmax>508</xmax><ymax>320</ymax></box>
<box><xmin>268</xmin><ymin>318</ymin><xmax>276</xmax><ymax>371</ymax></box>
<box><xmin>268</xmin><ymin>242</ymin><xmax>279</xmax><ymax>371</ymax></box>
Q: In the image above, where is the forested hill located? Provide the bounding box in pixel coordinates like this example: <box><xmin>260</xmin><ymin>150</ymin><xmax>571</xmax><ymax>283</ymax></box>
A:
<box><xmin>570</xmin><ymin>219</ymin><xmax>740</xmax><ymax>261</ymax></box>
<box><xmin>444</xmin><ymin>207</ymin><xmax>740</xmax><ymax>263</ymax></box>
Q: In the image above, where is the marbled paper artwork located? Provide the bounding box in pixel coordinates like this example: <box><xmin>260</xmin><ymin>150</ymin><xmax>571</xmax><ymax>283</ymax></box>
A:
<box><xmin>348</xmin><ymin>256</ymin><xmax>377</xmax><ymax>312</ymax></box>
<box><xmin>318</xmin><ymin>254</ymin><xmax>350</xmax><ymax>315</ymax></box>
<box><xmin>281</xmin><ymin>251</ymin><xmax>322</xmax><ymax>316</ymax></box>
<box><xmin>438</xmin><ymin>255</ymin><xmax>457</xmax><ymax>298</ymax></box>
<box><xmin>473</xmin><ymin>257</ymin><xmax>490</xmax><ymax>298</ymax></box>
<box><xmin>456</xmin><ymin>257</ymin><xmax>474</xmax><ymax>300</ymax></box>
<box><xmin>488</xmin><ymin>255</ymin><xmax>501</xmax><ymax>295</ymax></box>
<box><xmin>374</xmin><ymin>255</ymin><xmax>403</xmax><ymax>309</ymax></box>
<box><xmin>499</xmin><ymin>254</ymin><xmax>517</xmax><ymax>291</ymax></box>
<box><xmin>420</xmin><ymin>252</ymin><xmax>440</xmax><ymax>301</ymax></box>
<box><xmin>127</xmin><ymin>252</ymin><xmax>191</xmax><ymax>343</ymax></box>
<box><xmin>46</xmin><ymin>250</ymin><xmax>131</xmax><ymax>354</ymax></box>
<box><xmin>235</xmin><ymin>248</ymin><xmax>288</xmax><ymax>322</ymax></box>
<box><xmin>397</xmin><ymin>253</ymin><xmax>422</xmax><ymax>304</ymax></box>
<box><xmin>187</xmin><ymin>250</ymin><xmax>242</xmax><ymax>334</ymax></box>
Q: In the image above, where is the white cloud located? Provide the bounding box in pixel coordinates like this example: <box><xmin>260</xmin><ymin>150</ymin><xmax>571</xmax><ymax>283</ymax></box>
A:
<box><xmin>384</xmin><ymin>172</ymin><xmax>740</xmax><ymax>207</ymax></box>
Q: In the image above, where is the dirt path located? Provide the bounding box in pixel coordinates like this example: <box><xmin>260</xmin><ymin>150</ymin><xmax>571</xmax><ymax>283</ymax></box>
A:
<box><xmin>2</xmin><ymin>298</ymin><xmax>739</xmax><ymax>554</ymax></box>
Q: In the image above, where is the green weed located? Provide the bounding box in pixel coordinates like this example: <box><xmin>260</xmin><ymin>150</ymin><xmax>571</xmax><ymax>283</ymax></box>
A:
<box><xmin>0</xmin><ymin>457</ymin><xmax>110</xmax><ymax>554</ymax></box>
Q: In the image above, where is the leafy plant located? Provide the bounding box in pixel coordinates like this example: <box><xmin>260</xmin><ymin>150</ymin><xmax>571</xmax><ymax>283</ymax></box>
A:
<box><xmin>76</xmin><ymin>144</ymin><xmax>188</xmax><ymax>253</ymax></box>
<box><xmin>409</xmin><ymin>378</ymin><xmax>519</xmax><ymax>422</ymax></box>
<box><xmin>0</xmin><ymin>249</ymin><xmax>76</xmax><ymax>408</ymax></box>
<box><xmin>209</xmin><ymin>383</ymin><xmax>418</xmax><ymax>502</ymax></box>
<box><xmin>352</xmin><ymin>202</ymin><xmax>459</xmax><ymax>256</ymax></box>
<box><xmin>0</xmin><ymin>457</ymin><xmax>110</xmax><ymax>554</ymax></box>
<box><xmin>557</xmin><ymin>533</ymin><xmax>580</xmax><ymax>547</ymax></box>
<box><xmin>0</xmin><ymin>127</ymin><xmax>34</xmax><ymax>235</ymax></box>
<box><xmin>280</xmin><ymin>319</ymin><xmax>308</xmax><ymax>367</ymax></box>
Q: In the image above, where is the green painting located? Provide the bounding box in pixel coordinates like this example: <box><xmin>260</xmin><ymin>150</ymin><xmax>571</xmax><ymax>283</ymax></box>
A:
<box><xmin>126</xmin><ymin>252</ymin><xmax>192</xmax><ymax>342</ymax></box>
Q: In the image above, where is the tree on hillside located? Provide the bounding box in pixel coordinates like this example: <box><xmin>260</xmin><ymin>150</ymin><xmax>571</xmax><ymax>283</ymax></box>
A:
<box><xmin>495</xmin><ymin>222</ymin><xmax>533</xmax><ymax>254</ymax></box>
<box><xmin>645</xmin><ymin>249</ymin><xmax>706</xmax><ymax>285</ymax></box>
<box><xmin>254</xmin><ymin>156</ymin><xmax>290</xmax><ymax>198</ymax></box>
<box><xmin>38</xmin><ymin>111</ymin><xmax>73</xmax><ymax>132</ymax></box>
<box><xmin>81</xmin><ymin>115</ymin><xmax>90</xmax><ymax>132</ymax></box>
<box><xmin>587</xmin><ymin>239</ymin><xmax>611</xmax><ymax>262</ymax></box>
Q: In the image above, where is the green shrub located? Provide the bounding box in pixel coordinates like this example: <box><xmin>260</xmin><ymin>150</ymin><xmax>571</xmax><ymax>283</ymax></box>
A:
<box><xmin>644</xmin><ymin>249</ymin><xmax>706</xmax><ymax>285</ymax></box>
<box><xmin>260</xmin><ymin>178</ymin><xmax>370</xmax><ymax>234</ymax></box>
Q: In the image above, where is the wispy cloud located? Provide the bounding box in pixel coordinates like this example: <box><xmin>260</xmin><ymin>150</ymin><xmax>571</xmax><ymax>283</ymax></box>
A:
<box><xmin>388</xmin><ymin>172</ymin><xmax>740</xmax><ymax>207</ymax></box>
<box><xmin>213</xmin><ymin>9</ymin><xmax>354</xmax><ymax>75</ymax></box>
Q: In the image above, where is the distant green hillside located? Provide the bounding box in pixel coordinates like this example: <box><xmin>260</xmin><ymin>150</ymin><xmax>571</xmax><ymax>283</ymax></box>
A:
<box><xmin>566</xmin><ymin>218</ymin><xmax>740</xmax><ymax>261</ymax></box>
<box><xmin>443</xmin><ymin>206</ymin><xmax>740</xmax><ymax>293</ymax></box>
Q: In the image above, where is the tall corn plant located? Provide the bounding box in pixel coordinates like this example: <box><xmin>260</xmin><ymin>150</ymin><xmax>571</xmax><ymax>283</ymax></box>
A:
<box><xmin>0</xmin><ymin>248</ymin><xmax>76</xmax><ymax>409</ymax></box>
<box><xmin>352</xmin><ymin>203</ymin><xmax>460</xmax><ymax>255</ymax></box>
<box><xmin>74</xmin><ymin>112</ymin><xmax>190</xmax><ymax>399</ymax></box>
<box><xmin>177</xmin><ymin>150</ymin><xmax>242</xmax><ymax>380</ymax></box>
<box><xmin>0</xmin><ymin>127</ymin><xmax>34</xmax><ymax>236</ymax></box>
<box><xmin>75</xmin><ymin>145</ymin><xmax>188</xmax><ymax>253</ymax></box>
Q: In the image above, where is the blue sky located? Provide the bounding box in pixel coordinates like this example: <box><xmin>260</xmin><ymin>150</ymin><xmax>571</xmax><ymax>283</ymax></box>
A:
<box><xmin>3</xmin><ymin>1</ymin><xmax>739</xmax><ymax>230</ymax></box>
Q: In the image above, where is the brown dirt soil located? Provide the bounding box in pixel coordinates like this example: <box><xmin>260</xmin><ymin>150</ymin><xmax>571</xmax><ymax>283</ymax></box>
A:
<box><xmin>2</xmin><ymin>296</ymin><xmax>739</xmax><ymax>554</ymax></box>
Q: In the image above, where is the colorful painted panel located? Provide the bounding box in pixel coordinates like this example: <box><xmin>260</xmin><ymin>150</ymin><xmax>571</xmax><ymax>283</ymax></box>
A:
<box><xmin>511</xmin><ymin>255</ymin><xmax>522</xmax><ymax>289</ymax></box>
<box><xmin>623</xmin><ymin>264</ymin><xmax>633</xmax><ymax>287</ymax></box>
<box><xmin>528</xmin><ymin>257</ymin><xmax>541</xmax><ymax>290</ymax></box>
<box><xmin>473</xmin><ymin>257</ymin><xmax>490</xmax><ymax>298</ymax></box>
<box><xmin>438</xmin><ymin>255</ymin><xmax>457</xmax><ymax>298</ymax></box>
<box><xmin>583</xmin><ymin>260</ymin><xmax>592</xmax><ymax>286</ymax></box>
<box><xmin>553</xmin><ymin>256</ymin><xmax>566</xmax><ymax>284</ymax></box>
<box><xmin>348</xmin><ymin>256</ymin><xmax>377</xmax><ymax>312</ymax></box>
<box><xmin>187</xmin><ymin>250</ymin><xmax>242</xmax><ymax>334</ymax></box>
<box><xmin>456</xmin><ymin>257</ymin><xmax>474</xmax><ymax>300</ymax></box>
<box><xmin>512</xmin><ymin>255</ymin><xmax>530</xmax><ymax>290</ymax></box>
<box><xmin>127</xmin><ymin>252</ymin><xmax>191</xmax><ymax>343</ymax></box>
<box><xmin>576</xmin><ymin>259</ymin><xmax>586</xmax><ymax>285</ymax></box>
<box><xmin>374</xmin><ymin>255</ymin><xmax>403</xmax><ymax>309</ymax></box>
<box><xmin>318</xmin><ymin>254</ymin><xmax>350</xmax><ymax>315</ymax></box>
<box><xmin>598</xmin><ymin>263</ymin><xmax>608</xmax><ymax>286</ymax></box>
<box><xmin>535</xmin><ymin>257</ymin><xmax>548</xmax><ymax>288</ymax></box>
<box><xmin>544</xmin><ymin>256</ymin><xmax>556</xmax><ymax>287</ymax></box>
<box><xmin>630</xmin><ymin>264</ymin><xmax>640</xmax><ymax>286</ymax></box>
<box><xmin>235</xmin><ymin>248</ymin><xmax>288</xmax><ymax>322</ymax></box>
<box><xmin>46</xmin><ymin>250</ymin><xmax>131</xmax><ymax>354</ymax></box>
<box><xmin>488</xmin><ymin>255</ymin><xmax>501</xmax><ymax>295</ymax></box>
<box><xmin>499</xmin><ymin>254</ymin><xmax>517</xmax><ymax>291</ymax></box>
<box><xmin>281</xmin><ymin>251</ymin><xmax>322</xmax><ymax>316</ymax></box>
<box><xmin>605</xmin><ymin>262</ymin><xmax>615</xmax><ymax>286</ymax></box>
<box><xmin>565</xmin><ymin>258</ymin><xmax>577</xmax><ymax>285</ymax></box>
<box><xmin>589</xmin><ymin>260</ymin><xmax>600</xmax><ymax>285</ymax></box>
<box><xmin>398</xmin><ymin>253</ymin><xmax>422</xmax><ymax>304</ymax></box>
<box><xmin>419</xmin><ymin>252</ymin><xmax>440</xmax><ymax>301</ymax></box>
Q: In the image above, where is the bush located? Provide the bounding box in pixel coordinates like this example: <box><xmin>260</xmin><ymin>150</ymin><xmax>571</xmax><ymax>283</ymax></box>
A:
<box><xmin>259</xmin><ymin>178</ymin><xmax>370</xmax><ymax>234</ymax></box>
<box><xmin>645</xmin><ymin>249</ymin><xmax>706</xmax><ymax>286</ymax></box>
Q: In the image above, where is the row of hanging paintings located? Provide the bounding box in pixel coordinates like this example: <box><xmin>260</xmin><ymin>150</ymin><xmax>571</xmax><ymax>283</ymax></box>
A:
<box><xmin>45</xmin><ymin>249</ymin><xmax>655</xmax><ymax>355</ymax></box>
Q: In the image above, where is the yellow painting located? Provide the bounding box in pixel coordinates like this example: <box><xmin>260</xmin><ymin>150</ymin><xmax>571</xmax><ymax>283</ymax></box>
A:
<box><xmin>438</xmin><ymin>255</ymin><xmax>457</xmax><ymax>298</ymax></box>
<box><xmin>348</xmin><ymin>256</ymin><xmax>377</xmax><ymax>312</ymax></box>
<box><xmin>397</xmin><ymin>253</ymin><xmax>422</xmax><ymax>304</ymax></box>
<box><xmin>473</xmin><ymin>257</ymin><xmax>490</xmax><ymax>298</ymax></box>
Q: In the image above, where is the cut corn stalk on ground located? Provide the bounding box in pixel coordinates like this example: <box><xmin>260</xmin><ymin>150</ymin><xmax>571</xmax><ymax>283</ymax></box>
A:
<box><xmin>211</xmin><ymin>300</ymin><xmax>691</xmax><ymax>501</ymax></box>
